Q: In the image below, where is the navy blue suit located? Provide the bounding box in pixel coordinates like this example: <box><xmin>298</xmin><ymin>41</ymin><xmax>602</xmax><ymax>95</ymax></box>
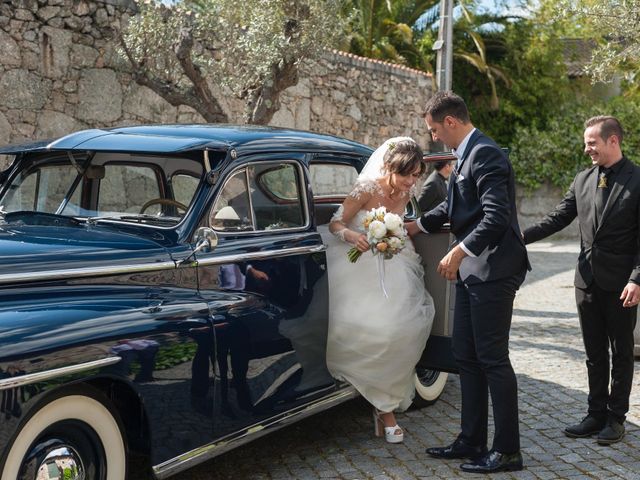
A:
<box><xmin>419</xmin><ymin>129</ymin><xmax>529</xmax><ymax>453</ymax></box>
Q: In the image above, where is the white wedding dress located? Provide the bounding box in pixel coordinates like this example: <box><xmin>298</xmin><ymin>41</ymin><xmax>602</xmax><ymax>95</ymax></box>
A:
<box><xmin>322</xmin><ymin>206</ymin><xmax>435</xmax><ymax>412</ymax></box>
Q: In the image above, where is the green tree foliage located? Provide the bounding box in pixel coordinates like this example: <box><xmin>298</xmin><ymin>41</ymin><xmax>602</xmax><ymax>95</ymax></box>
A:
<box><xmin>342</xmin><ymin>0</ymin><xmax>514</xmax><ymax>102</ymax></box>
<box><xmin>119</xmin><ymin>0</ymin><xmax>343</xmax><ymax>124</ymax></box>
<box><xmin>342</xmin><ymin>0</ymin><xmax>438</xmax><ymax>71</ymax></box>
<box><xmin>342</xmin><ymin>0</ymin><xmax>636</xmax><ymax>190</ymax></box>
<box><xmin>555</xmin><ymin>0</ymin><xmax>640</xmax><ymax>83</ymax></box>
<box><xmin>415</xmin><ymin>2</ymin><xmax>520</xmax><ymax>112</ymax></box>
<box><xmin>511</xmin><ymin>94</ymin><xmax>640</xmax><ymax>191</ymax></box>
<box><xmin>450</xmin><ymin>0</ymin><xmax>580</xmax><ymax>148</ymax></box>
<box><xmin>451</xmin><ymin>4</ymin><xmax>512</xmax><ymax>110</ymax></box>
<box><xmin>489</xmin><ymin>0</ymin><xmax>640</xmax><ymax>190</ymax></box>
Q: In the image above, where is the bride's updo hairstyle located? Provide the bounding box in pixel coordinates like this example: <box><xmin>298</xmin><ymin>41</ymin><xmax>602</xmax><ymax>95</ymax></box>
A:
<box><xmin>382</xmin><ymin>139</ymin><xmax>426</xmax><ymax>177</ymax></box>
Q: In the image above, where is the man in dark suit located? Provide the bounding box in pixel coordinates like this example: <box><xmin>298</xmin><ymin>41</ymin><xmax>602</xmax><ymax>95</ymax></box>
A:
<box><xmin>406</xmin><ymin>91</ymin><xmax>529</xmax><ymax>473</ymax></box>
<box><xmin>417</xmin><ymin>159</ymin><xmax>453</xmax><ymax>213</ymax></box>
<box><xmin>523</xmin><ymin>115</ymin><xmax>640</xmax><ymax>445</ymax></box>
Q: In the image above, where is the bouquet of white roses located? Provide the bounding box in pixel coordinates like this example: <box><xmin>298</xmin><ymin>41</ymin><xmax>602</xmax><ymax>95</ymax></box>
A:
<box><xmin>347</xmin><ymin>206</ymin><xmax>407</xmax><ymax>263</ymax></box>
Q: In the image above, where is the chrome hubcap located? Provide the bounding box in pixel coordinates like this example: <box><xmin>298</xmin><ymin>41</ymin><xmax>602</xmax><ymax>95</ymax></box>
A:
<box><xmin>30</xmin><ymin>442</ymin><xmax>85</xmax><ymax>480</ymax></box>
<box><xmin>416</xmin><ymin>368</ymin><xmax>439</xmax><ymax>386</ymax></box>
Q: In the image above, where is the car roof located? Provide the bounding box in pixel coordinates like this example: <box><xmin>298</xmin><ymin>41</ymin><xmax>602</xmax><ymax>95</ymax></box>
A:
<box><xmin>0</xmin><ymin>124</ymin><xmax>373</xmax><ymax>157</ymax></box>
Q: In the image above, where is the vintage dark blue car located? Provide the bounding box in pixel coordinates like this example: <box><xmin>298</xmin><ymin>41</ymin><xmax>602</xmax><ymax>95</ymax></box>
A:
<box><xmin>0</xmin><ymin>126</ymin><xmax>455</xmax><ymax>480</ymax></box>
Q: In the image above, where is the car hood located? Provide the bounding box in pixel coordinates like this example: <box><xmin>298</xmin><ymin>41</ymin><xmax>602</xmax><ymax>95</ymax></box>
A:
<box><xmin>0</xmin><ymin>223</ymin><xmax>173</xmax><ymax>282</ymax></box>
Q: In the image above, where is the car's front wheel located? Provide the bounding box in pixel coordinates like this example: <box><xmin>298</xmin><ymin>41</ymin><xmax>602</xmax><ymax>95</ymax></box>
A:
<box><xmin>412</xmin><ymin>368</ymin><xmax>448</xmax><ymax>408</ymax></box>
<box><xmin>1</xmin><ymin>392</ymin><xmax>127</xmax><ymax>480</ymax></box>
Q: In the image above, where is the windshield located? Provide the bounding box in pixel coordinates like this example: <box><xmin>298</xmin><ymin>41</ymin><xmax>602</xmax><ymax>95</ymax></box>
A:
<box><xmin>0</xmin><ymin>152</ymin><xmax>205</xmax><ymax>226</ymax></box>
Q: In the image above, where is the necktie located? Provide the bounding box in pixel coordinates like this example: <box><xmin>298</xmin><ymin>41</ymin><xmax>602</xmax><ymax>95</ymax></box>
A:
<box><xmin>594</xmin><ymin>167</ymin><xmax>611</xmax><ymax>227</ymax></box>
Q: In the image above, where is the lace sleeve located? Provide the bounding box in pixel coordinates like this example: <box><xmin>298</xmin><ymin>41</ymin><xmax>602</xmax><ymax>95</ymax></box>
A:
<box><xmin>348</xmin><ymin>179</ymin><xmax>383</xmax><ymax>200</ymax></box>
<box><xmin>329</xmin><ymin>205</ymin><xmax>348</xmax><ymax>241</ymax></box>
<box><xmin>330</xmin><ymin>204</ymin><xmax>344</xmax><ymax>223</ymax></box>
<box><xmin>329</xmin><ymin>181</ymin><xmax>379</xmax><ymax>243</ymax></box>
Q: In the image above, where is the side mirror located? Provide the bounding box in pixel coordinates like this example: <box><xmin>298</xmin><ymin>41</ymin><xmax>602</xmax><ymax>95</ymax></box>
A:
<box><xmin>193</xmin><ymin>227</ymin><xmax>218</xmax><ymax>253</ymax></box>
<box><xmin>179</xmin><ymin>227</ymin><xmax>218</xmax><ymax>266</ymax></box>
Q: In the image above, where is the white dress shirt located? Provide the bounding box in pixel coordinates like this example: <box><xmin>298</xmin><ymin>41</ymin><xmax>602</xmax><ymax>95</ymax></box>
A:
<box><xmin>452</xmin><ymin>128</ymin><xmax>476</xmax><ymax>164</ymax></box>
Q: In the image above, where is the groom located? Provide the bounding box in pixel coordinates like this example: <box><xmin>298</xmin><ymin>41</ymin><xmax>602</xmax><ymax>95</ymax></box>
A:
<box><xmin>406</xmin><ymin>91</ymin><xmax>529</xmax><ymax>473</ymax></box>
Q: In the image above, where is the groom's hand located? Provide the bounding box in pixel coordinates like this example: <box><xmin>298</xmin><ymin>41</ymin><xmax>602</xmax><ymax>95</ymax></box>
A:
<box><xmin>437</xmin><ymin>245</ymin><xmax>467</xmax><ymax>281</ymax></box>
<box><xmin>405</xmin><ymin>221</ymin><xmax>421</xmax><ymax>237</ymax></box>
<box><xmin>620</xmin><ymin>282</ymin><xmax>640</xmax><ymax>307</ymax></box>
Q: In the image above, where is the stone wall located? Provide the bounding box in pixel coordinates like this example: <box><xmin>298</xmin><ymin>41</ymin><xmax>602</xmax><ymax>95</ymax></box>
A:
<box><xmin>0</xmin><ymin>0</ymin><xmax>433</xmax><ymax>152</ymax></box>
<box><xmin>0</xmin><ymin>0</ymin><xmax>576</xmax><ymax>237</ymax></box>
<box><xmin>285</xmin><ymin>51</ymin><xmax>433</xmax><ymax>149</ymax></box>
<box><xmin>0</xmin><ymin>0</ymin><xmax>204</xmax><ymax>148</ymax></box>
<box><xmin>517</xmin><ymin>182</ymin><xmax>579</xmax><ymax>239</ymax></box>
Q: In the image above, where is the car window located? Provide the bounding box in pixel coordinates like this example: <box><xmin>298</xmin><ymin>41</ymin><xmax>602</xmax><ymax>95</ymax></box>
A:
<box><xmin>210</xmin><ymin>169</ymin><xmax>254</xmax><ymax>232</ymax></box>
<box><xmin>309</xmin><ymin>163</ymin><xmax>358</xmax><ymax>198</ymax></box>
<box><xmin>210</xmin><ymin>162</ymin><xmax>306</xmax><ymax>233</ymax></box>
<box><xmin>249</xmin><ymin>163</ymin><xmax>305</xmax><ymax>230</ymax></box>
<box><xmin>1</xmin><ymin>164</ymin><xmax>79</xmax><ymax>213</ymax></box>
<box><xmin>257</xmin><ymin>164</ymin><xmax>299</xmax><ymax>200</ymax></box>
<box><xmin>98</xmin><ymin>164</ymin><xmax>161</xmax><ymax>214</ymax></box>
<box><xmin>0</xmin><ymin>153</ymin><xmax>204</xmax><ymax>225</ymax></box>
<box><xmin>172</xmin><ymin>173</ymin><xmax>200</xmax><ymax>207</ymax></box>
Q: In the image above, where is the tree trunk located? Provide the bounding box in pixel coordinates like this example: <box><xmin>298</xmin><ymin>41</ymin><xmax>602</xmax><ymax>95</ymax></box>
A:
<box><xmin>174</xmin><ymin>28</ymin><xmax>229</xmax><ymax>122</ymax></box>
<box><xmin>130</xmin><ymin>73</ymin><xmax>229</xmax><ymax>123</ymax></box>
<box><xmin>120</xmin><ymin>34</ymin><xmax>228</xmax><ymax>123</ymax></box>
<box><xmin>243</xmin><ymin>59</ymin><xmax>299</xmax><ymax>125</ymax></box>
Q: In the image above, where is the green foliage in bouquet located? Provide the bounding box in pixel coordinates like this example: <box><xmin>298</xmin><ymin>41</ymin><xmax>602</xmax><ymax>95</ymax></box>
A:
<box><xmin>347</xmin><ymin>246</ymin><xmax>362</xmax><ymax>263</ymax></box>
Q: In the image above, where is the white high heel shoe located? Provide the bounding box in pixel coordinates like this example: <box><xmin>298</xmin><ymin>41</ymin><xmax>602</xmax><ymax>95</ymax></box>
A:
<box><xmin>373</xmin><ymin>409</ymin><xmax>404</xmax><ymax>443</ymax></box>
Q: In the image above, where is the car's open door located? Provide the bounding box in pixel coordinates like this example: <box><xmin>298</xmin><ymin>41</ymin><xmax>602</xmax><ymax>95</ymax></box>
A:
<box><xmin>413</xmin><ymin>228</ymin><xmax>458</xmax><ymax>373</ymax></box>
<box><xmin>412</xmin><ymin>152</ymin><xmax>459</xmax><ymax>375</ymax></box>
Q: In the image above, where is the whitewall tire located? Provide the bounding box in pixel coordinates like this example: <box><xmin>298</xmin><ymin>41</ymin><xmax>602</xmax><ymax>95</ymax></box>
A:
<box><xmin>413</xmin><ymin>369</ymin><xmax>448</xmax><ymax>408</ymax></box>
<box><xmin>1</xmin><ymin>393</ymin><xmax>126</xmax><ymax>480</ymax></box>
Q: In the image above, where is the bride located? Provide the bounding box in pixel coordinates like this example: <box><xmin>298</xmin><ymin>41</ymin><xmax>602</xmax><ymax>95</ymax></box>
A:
<box><xmin>323</xmin><ymin>137</ymin><xmax>435</xmax><ymax>443</ymax></box>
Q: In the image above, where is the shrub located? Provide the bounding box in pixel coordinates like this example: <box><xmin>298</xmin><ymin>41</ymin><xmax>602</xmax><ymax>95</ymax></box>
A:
<box><xmin>510</xmin><ymin>94</ymin><xmax>640</xmax><ymax>191</ymax></box>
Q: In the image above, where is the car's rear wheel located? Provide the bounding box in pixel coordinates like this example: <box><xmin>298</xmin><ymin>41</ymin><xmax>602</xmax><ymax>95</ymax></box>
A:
<box><xmin>412</xmin><ymin>368</ymin><xmax>448</xmax><ymax>408</ymax></box>
<box><xmin>1</xmin><ymin>393</ymin><xmax>126</xmax><ymax>480</ymax></box>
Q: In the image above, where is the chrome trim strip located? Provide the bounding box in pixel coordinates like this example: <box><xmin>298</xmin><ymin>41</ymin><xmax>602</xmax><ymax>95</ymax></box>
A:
<box><xmin>203</xmin><ymin>149</ymin><xmax>211</xmax><ymax>172</ymax></box>
<box><xmin>246</xmin><ymin>168</ymin><xmax>257</xmax><ymax>230</ymax></box>
<box><xmin>0</xmin><ymin>244</ymin><xmax>326</xmax><ymax>285</ymax></box>
<box><xmin>0</xmin><ymin>260</ymin><xmax>177</xmax><ymax>285</ymax></box>
<box><xmin>0</xmin><ymin>357</ymin><xmax>121</xmax><ymax>391</ymax></box>
<box><xmin>152</xmin><ymin>386</ymin><xmax>358</xmax><ymax>479</ymax></box>
<box><xmin>196</xmin><ymin>244</ymin><xmax>327</xmax><ymax>267</ymax></box>
<box><xmin>299</xmin><ymin>161</ymin><xmax>311</xmax><ymax>228</ymax></box>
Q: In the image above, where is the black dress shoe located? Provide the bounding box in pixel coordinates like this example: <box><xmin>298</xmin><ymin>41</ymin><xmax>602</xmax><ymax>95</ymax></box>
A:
<box><xmin>460</xmin><ymin>449</ymin><xmax>524</xmax><ymax>473</ymax></box>
<box><xmin>426</xmin><ymin>437</ymin><xmax>488</xmax><ymax>460</ymax></box>
<box><xmin>564</xmin><ymin>415</ymin><xmax>606</xmax><ymax>438</ymax></box>
<box><xmin>597</xmin><ymin>419</ymin><xmax>625</xmax><ymax>445</ymax></box>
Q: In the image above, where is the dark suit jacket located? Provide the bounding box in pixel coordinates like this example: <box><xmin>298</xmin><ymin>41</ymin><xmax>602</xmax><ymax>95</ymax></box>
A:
<box><xmin>417</xmin><ymin>170</ymin><xmax>448</xmax><ymax>213</ymax></box>
<box><xmin>418</xmin><ymin>130</ymin><xmax>529</xmax><ymax>284</ymax></box>
<box><xmin>523</xmin><ymin>157</ymin><xmax>640</xmax><ymax>292</ymax></box>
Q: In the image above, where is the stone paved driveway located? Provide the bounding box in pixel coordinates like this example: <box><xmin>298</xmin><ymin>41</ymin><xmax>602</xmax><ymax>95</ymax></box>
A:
<box><xmin>176</xmin><ymin>241</ymin><xmax>640</xmax><ymax>480</ymax></box>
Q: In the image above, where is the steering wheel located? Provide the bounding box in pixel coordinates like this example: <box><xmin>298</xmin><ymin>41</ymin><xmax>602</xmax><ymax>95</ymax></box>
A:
<box><xmin>139</xmin><ymin>198</ymin><xmax>188</xmax><ymax>214</ymax></box>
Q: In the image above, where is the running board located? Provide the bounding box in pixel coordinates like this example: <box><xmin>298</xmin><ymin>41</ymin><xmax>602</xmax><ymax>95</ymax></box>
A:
<box><xmin>152</xmin><ymin>386</ymin><xmax>359</xmax><ymax>479</ymax></box>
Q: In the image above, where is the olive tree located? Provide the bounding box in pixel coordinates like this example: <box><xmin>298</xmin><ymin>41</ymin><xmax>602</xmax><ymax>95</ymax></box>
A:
<box><xmin>556</xmin><ymin>0</ymin><xmax>640</xmax><ymax>82</ymax></box>
<box><xmin>119</xmin><ymin>0</ymin><xmax>343</xmax><ymax>124</ymax></box>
